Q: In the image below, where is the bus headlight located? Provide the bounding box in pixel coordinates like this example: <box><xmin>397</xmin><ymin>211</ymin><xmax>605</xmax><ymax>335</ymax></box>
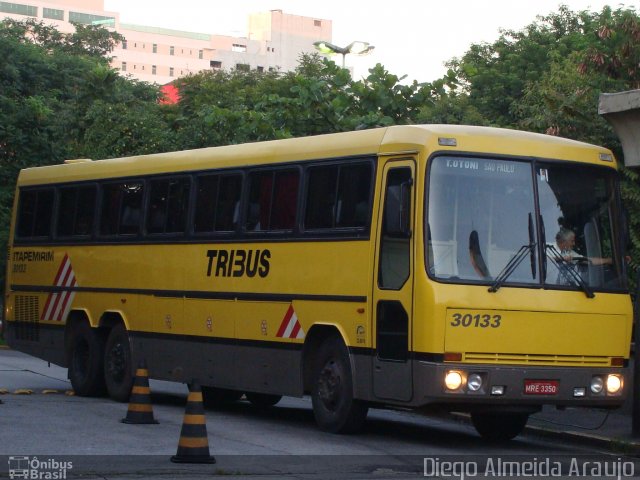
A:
<box><xmin>590</xmin><ymin>376</ymin><xmax>604</xmax><ymax>394</ymax></box>
<box><xmin>606</xmin><ymin>374</ymin><xmax>623</xmax><ymax>394</ymax></box>
<box><xmin>467</xmin><ymin>373</ymin><xmax>483</xmax><ymax>392</ymax></box>
<box><xmin>445</xmin><ymin>371</ymin><xmax>463</xmax><ymax>390</ymax></box>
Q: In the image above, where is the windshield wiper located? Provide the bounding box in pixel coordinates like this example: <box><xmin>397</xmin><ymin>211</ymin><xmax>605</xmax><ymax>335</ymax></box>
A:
<box><xmin>488</xmin><ymin>243</ymin><xmax>536</xmax><ymax>293</ymax></box>
<box><xmin>488</xmin><ymin>213</ymin><xmax>537</xmax><ymax>293</ymax></box>
<box><xmin>545</xmin><ymin>244</ymin><xmax>594</xmax><ymax>298</ymax></box>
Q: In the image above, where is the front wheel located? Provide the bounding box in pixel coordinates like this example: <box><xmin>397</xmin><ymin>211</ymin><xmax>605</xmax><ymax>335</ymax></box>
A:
<box><xmin>104</xmin><ymin>324</ymin><xmax>133</xmax><ymax>402</ymax></box>
<box><xmin>311</xmin><ymin>337</ymin><xmax>368</xmax><ymax>433</ymax></box>
<box><xmin>68</xmin><ymin>322</ymin><xmax>105</xmax><ymax>396</ymax></box>
<box><xmin>471</xmin><ymin>412</ymin><xmax>529</xmax><ymax>441</ymax></box>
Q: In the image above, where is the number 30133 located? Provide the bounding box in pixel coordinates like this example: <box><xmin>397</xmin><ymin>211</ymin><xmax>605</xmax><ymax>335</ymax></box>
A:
<box><xmin>450</xmin><ymin>312</ymin><xmax>501</xmax><ymax>328</ymax></box>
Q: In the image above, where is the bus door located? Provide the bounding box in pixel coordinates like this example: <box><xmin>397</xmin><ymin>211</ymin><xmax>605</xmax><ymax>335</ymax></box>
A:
<box><xmin>372</xmin><ymin>159</ymin><xmax>415</xmax><ymax>402</ymax></box>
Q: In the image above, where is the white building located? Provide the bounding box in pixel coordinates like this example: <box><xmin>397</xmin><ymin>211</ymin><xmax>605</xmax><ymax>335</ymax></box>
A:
<box><xmin>1</xmin><ymin>0</ymin><xmax>333</xmax><ymax>84</ymax></box>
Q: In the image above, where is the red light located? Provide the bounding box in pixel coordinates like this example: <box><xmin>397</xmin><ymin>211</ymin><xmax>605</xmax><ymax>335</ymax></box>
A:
<box><xmin>444</xmin><ymin>352</ymin><xmax>462</xmax><ymax>362</ymax></box>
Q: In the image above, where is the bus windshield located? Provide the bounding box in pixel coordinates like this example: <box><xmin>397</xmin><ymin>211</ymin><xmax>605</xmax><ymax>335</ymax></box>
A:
<box><xmin>427</xmin><ymin>156</ymin><xmax>626</xmax><ymax>292</ymax></box>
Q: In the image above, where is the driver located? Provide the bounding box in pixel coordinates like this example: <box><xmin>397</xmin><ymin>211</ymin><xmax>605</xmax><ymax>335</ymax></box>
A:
<box><xmin>553</xmin><ymin>227</ymin><xmax>612</xmax><ymax>266</ymax></box>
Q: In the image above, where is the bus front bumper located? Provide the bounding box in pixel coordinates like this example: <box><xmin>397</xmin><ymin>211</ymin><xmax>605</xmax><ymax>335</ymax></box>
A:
<box><xmin>413</xmin><ymin>361</ymin><xmax>627</xmax><ymax>409</ymax></box>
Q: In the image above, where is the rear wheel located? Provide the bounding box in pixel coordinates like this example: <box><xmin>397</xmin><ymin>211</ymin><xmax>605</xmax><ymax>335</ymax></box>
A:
<box><xmin>104</xmin><ymin>324</ymin><xmax>133</xmax><ymax>402</ymax></box>
<box><xmin>311</xmin><ymin>336</ymin><xmax>368</xmax><ymax>433</ymax></box>
<box><xmin>68</xmin><ymin>322</ymin><xmax>105</xmax><ymax>396</ymax></box>
<box><xmin>245</xmin><ymin>392</ymin><xmax>282</xmax><ymax>408</ymax></box>
<box><xmin>471</xmin><ymin>412</ymin><xmax>529</xmax><ymax>441</ymax></box>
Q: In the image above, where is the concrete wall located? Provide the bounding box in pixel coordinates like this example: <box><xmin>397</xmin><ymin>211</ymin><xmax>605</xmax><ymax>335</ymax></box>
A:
<box><xmin>599</xmin><ymin>90</ymin><xmax>640</xmax><ymax>167</ymax></box>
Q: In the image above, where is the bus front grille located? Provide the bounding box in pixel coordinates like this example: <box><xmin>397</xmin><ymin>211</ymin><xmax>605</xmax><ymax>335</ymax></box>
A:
<box><xmin>14</xmin><ymin>295</ymin><xmax>40</xmax><ymax>341</ymax></box>
<box><xmin>463</xmin><ymin>352</ymin><xmax>611</xmax><ymax>367</ymax></box>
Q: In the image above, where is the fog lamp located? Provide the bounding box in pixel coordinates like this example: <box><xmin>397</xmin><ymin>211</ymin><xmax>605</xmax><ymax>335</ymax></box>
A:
<box><xmin>467</xmin><ymin>373</ymin><xmax>483</xmax><ymax>392</ymax></box>
<box><xmin>590</xmin><ymin>376</ymin><xmax>604</xmax><ymax>394</ymax></box>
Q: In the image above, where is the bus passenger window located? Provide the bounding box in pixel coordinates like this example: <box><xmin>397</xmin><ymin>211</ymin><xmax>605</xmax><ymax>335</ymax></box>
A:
<box><xmin>216</xmin><ymin>175</ymin><xmax>242</xmax><ymax>232</ymax></box>
<box><xmin>16</xmin><ymin>189</ymin><xmax>54</xmax><ymax>239</ymax></box>
<box><xmin>99</xmin><ymin>182</ymin><xmax>143</xmax><ymax>236</ymax></box>
<box><xmin>146</xmin><ymin>177</ymin><xmax>189</xmax><ymax>235</ymax></box>
<box><xmin>194</xmin><ymin>173</ymin><xmax>242</xmax><ymax>234</ymax></box>
<box><xmin>336</xmin><ymin>164</ymin><xmax>371</xmax><ymax>228</ymax></box>
<box><xmin>246</xmin><ymin>169</ymin><xmax>299</xmax><ymax>231</ymax></box>
<box><xmin>57</xmin><ymin>186</ymin><xmax>96</xmax><ymax>237</ymax></box>
<box><xmin>194</xmin><ymin>175</ymin><xmax>219</xmax><ymax>233</ymax></box>
<box><xmin>304</xmin><ymin>162</ymin><xmax>372</xmax><ymax>231</ymax></box>
<box><xmin>305</xmin><ymin>165</ymin><xmax>338</xmax><ymax>229</ymax></box>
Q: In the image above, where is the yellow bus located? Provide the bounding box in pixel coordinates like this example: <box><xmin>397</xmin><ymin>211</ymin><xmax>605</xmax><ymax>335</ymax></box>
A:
<box><xmin>4</xmin><ymin>125</ymin><xmax>632</xmax><ymax>440</ymax></box>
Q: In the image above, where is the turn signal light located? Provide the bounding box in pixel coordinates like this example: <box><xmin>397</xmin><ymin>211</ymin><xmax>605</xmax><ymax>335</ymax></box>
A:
<box><xmin>444</xmin><ymin>352</ymin><xmax>462</xmax><ymax>362</ymax></box>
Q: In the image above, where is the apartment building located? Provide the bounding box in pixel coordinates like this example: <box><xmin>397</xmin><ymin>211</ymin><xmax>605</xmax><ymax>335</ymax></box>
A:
<box><xmin>0</xmin><ymin>0</ymin><xmax>332</xmax><ymax>84</ymax></box>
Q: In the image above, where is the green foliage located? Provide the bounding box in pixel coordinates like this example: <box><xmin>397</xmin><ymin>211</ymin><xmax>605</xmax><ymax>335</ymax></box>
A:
<box><xmin>0</xmin><ymin>19</ymin><xmax>159</xmax><ymax>285</ymax></box>
<box><xmin>0</xmin><ymin>18</ymin><xmax>123</xmax><ymax>60</ymax></box>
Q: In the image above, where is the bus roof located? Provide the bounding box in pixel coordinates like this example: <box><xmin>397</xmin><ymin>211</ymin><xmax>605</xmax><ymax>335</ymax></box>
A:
<box><xmin>17</xmin><ymin>125</ymin><xmax>616</xmax><ymax>186</ymax></box>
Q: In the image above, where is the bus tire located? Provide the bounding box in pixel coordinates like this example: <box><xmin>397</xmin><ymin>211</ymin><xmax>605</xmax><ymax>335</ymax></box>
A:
<box><xmin>103</xmin><ymin>324</ymin><xmax>133</xmax><ymax>402</ymax></box>
<box><xmin>245</xmin><ymin>392</ymin><xmax>282</xmax><ymax>408</ymax></box>
<box><xmin>68</xmin><ymin>322</ymin><xmax>105</xmax><ymax>396</ymax></box>
<box><xmin>471</xmin><ymin>412</ymin><xmax>529</xmax><ymax>441</ymax></box>
<box><xmin>311</xmin><ymin>337</ymin><xmax>368</xmax><ymax>433</ymax></box>
<box><xmin>202</xmin><ymin>387</ymin><xmax>243</xmax><ymax>408</ymax></box>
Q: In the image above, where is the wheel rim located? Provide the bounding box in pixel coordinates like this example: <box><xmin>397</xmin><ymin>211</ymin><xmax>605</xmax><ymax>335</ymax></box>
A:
<box><xmin>318</xmin><ymin>359</ymin><xmax>342</xmax><ymax>411</ymax></box>
<box><xmin>106</xmin><ymin>341</ymin><xmax>126</xmax><ymax>384</ymax></box>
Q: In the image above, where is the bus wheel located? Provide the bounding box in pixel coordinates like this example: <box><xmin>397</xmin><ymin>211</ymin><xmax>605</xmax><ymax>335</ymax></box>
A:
<box><xmin>245</xmin><ymin>392</ymin><xmax>282</xmax><ymax>408</ymax></box>
<box><xmin>202</xmin><ymin>387</ymin><xmax>243</xmax><ymax>408</ymax></box>
<box><xmin>68</xmin><ymin>322</ymin><xmax>105</xmax><ymax>396</ymax></box>
<box><xmin>311</xmin><ymin>337</ymin><xmax>368</xmax><ymax>433</ymax></box>
<box><xmin>471</xmin><ymin>412</ymin><xmax>529</xmax><ymax>441</ymax></box>
<box><xmin>103</xmin><ymin>324</ymin><xmax>133</xmax><ymax>402</ymax></box>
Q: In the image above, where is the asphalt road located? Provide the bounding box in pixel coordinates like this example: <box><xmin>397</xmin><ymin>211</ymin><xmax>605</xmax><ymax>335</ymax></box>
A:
<box><xmin>0</xmin><ymin>349</ymin><xmax>638</xmax><ymax>479</ymax></box>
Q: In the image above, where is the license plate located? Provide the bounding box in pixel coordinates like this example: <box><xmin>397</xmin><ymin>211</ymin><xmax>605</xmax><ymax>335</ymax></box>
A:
<box><xmin>524</xmin><ymin>380</ymin><xmax>559</xmax><ymax>395</ymax></box>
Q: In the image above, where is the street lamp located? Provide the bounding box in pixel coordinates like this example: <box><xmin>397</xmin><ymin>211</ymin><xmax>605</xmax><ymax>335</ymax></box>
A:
<box><xmin>313</xmin><ymin>40</ymin><xmax>375</xmax><ymax>68</ymax></box>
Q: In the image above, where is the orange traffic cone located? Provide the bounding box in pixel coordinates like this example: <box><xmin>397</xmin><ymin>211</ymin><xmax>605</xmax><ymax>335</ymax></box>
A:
<box><xmin>121</xmin><ymin>361</ymin><xmax>158</xmax><ymax>424</ymax></box>
<box><xmin>170</xmin><ymin>382</ymin><xmax>215</xmax><ymax>464</ymax></box>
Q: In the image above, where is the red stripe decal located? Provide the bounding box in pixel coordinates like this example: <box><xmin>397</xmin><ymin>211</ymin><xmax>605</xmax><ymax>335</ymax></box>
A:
<box><xmin>276</xmin><ymin>305</ymin><xmax>294</xmax><ymax>337</ymax></box>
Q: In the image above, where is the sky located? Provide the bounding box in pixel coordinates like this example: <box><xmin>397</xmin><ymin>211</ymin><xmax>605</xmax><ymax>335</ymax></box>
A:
<box><xmin>103</xmin><ymin>0</ymin><xmax>636</xmax><ymax>84</ymax></box>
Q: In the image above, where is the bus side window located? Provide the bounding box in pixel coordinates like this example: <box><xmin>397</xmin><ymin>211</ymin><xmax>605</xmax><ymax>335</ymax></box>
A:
<box><xmin>216</xmin><ymin>175</ymin><xmax>242</xmax><ymax>232</ymax></box>
<box><xmin>99</xmin><ymin>182</ymin><xmax>143</xmax><ymax>236</ymax></box>
<box><xmin>304</xmin><ymin>162</ymin><xmax>372</xmax><ymax>231</ymax></box>
<box><xmin>305</xmin><ymin>165</ymin><xmax>338</xmax><ymax>229</ymax></box>
<box><xmin>379</xmin><ymin>168</ymin><xmax>412</xmax><ymax>289</ymax></box>
<box><xmin>16</xmin><ymin>188</ymin><xmax>54</xmax><ymax>239</ymax></box>
<box><xmin>246</xmin><ymin>169</ymin><xmax>299</xmax><ymax>232</ymax></box>
<box><xmin>336</xmin><ymin>163</ymin><xmax>371</xmax><ymax>228</ymax></box>
<box><xmin>194</xmin><ymin>173</ymin><xmax>242</xmax><ymax>234</ymax></box>
<box><xmin>146</xmin><ymin>177</ymin><xmax>189</xmax><ymax>235</ymax></box>
<box><xmin>57</xmin><ymin>186</ymin><xmax>96</xmax><ymax>237</ymax></box>
<box><xmin>194</xmin><ymin>174</ymin><xmax>219</xmax><ymax>233</ymax></box>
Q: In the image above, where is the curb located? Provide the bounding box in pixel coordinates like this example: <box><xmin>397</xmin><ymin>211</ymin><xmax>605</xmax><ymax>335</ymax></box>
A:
<box><xmin>524</xmin><ymin>423</ymin><xmax>640</xmax><ymax>455</ymax></box>
<box><xmin>452</xmin><ymin>412</ymin><xmax>640</xmax><ymax>454</ymax></box>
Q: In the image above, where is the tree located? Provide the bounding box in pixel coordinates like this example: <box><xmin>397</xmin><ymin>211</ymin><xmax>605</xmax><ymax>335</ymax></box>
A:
<box><xmin>0</xmin><ymin>19</ymin><xmax>154</xmax><ymax>286</ymax></box>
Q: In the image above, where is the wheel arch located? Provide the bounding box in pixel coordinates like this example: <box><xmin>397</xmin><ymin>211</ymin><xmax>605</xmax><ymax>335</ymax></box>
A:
<box><xmin>64</xmin><ymin>310</ymin><xmax>92</xmax><ymax>367</ymax></box>
<box><xmin>302</xmin><ymin>323</ymin><xmax>349</xmax><ymax>394</ymax></box>
<box><xmin>99</xmin><ymin>310</ymin><xmax>129</xmax><ymax>331</ymax></box>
